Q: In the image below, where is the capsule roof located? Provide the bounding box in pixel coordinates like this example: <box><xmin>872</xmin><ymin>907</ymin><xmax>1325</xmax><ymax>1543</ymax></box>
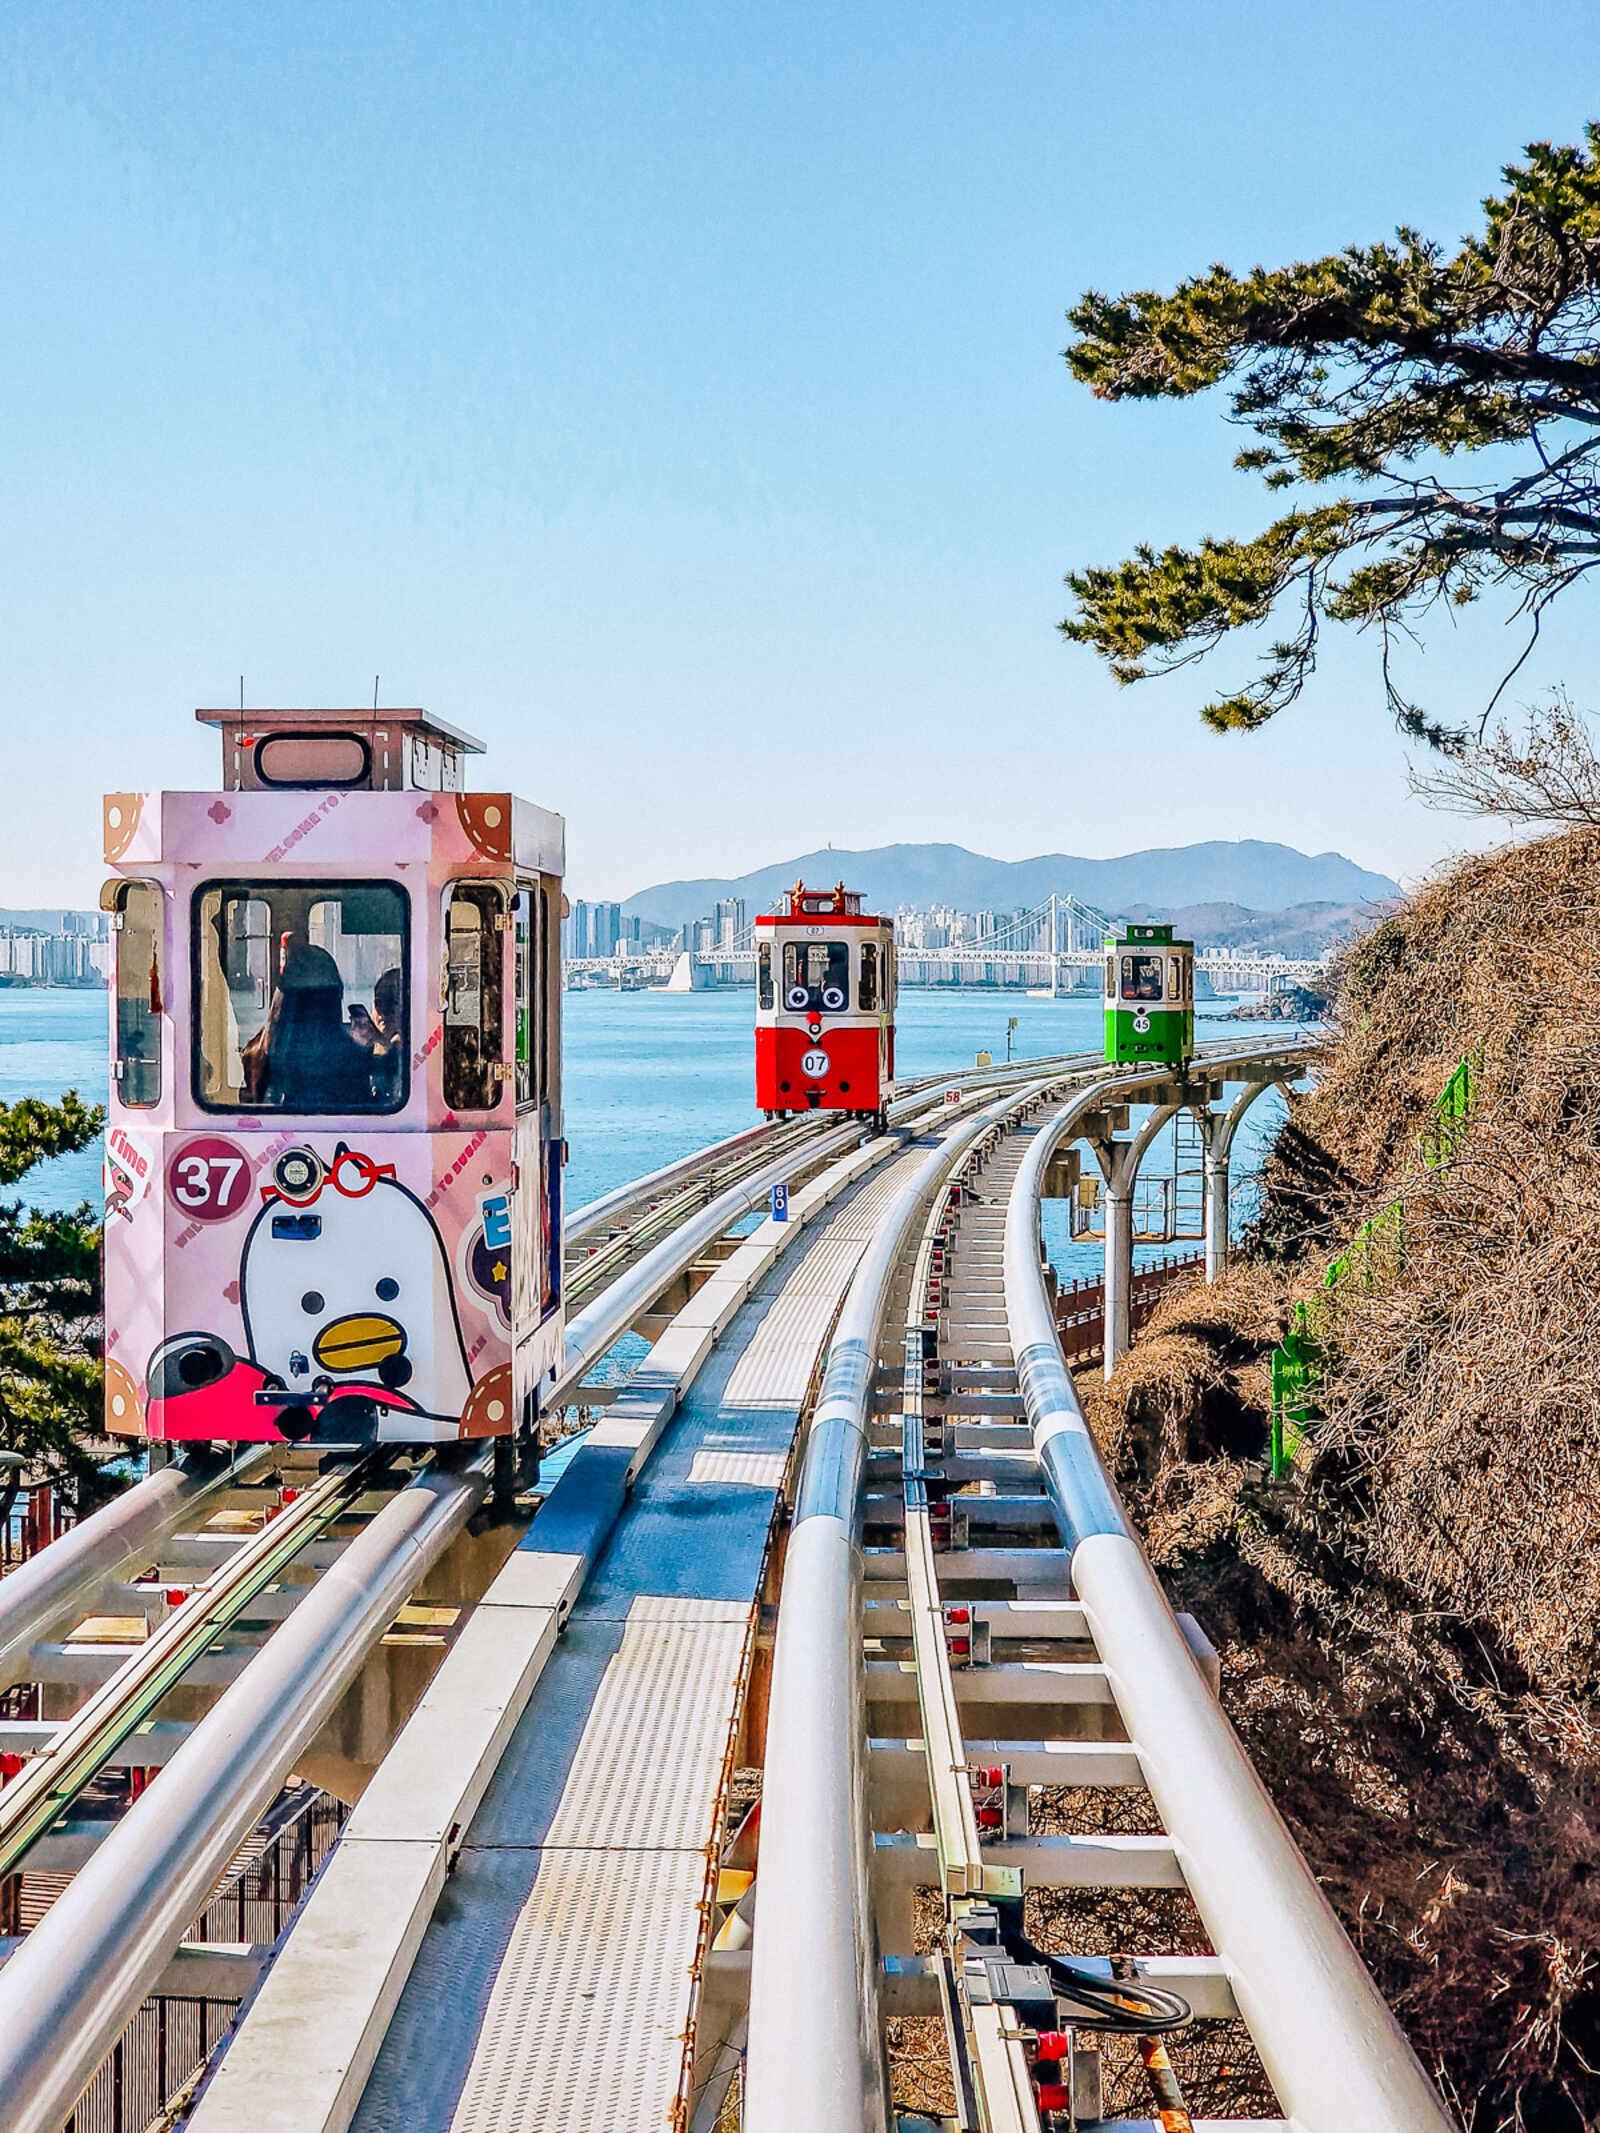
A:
<box><xmin>195</xmin><ymin>707</ymin><xmax>485</xmax><ymax>794</ymax></box>
<box><xmin>1107</xmin><ymin>921</ymin><xmax>1182</xmax><ymax>946</ymax></box>
<box><xmin>754</xmin><ymin>881</ymin><xmax>887</xmax><ymax>928</ymax></box>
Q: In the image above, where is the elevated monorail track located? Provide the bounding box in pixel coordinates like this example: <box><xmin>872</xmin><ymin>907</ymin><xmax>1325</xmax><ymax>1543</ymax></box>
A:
<box><xmin>744</xmin><ymin>1049</ymin><xmax>1454</xmax><ymax>2133</ymax></box>
<box><xmin>181</xmin><ymin>1076</ymin><xmax>1004</xmax><ymax>2133</ymax></box>
<box><xmin>0</xmin><ymin>1077</ymin><xmax>997</xmax><ymax>2129</ymax></box>
<box><xmin>0</xmin><ymin>1036</ymin><xmax>1450</xmax><ymax>2133</ymax></box>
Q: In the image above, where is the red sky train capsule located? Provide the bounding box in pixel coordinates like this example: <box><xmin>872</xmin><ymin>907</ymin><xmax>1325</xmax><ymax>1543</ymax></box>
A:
<box><xmin>754</xmin><ymin>881</ymin><xmax>896</xmax><ymax>1128</ymax></box>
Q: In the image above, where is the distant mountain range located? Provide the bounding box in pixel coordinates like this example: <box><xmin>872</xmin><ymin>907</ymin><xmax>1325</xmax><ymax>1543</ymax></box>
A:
<box><xmin>620</xmin><ymin>841</ymin><xmax>1400</xmax><ymax>935</ymax></box>
<box><xmin>1127</xmin><ymin>899</ymin><xmax>1387</xmax><ymax>959</ymax></box>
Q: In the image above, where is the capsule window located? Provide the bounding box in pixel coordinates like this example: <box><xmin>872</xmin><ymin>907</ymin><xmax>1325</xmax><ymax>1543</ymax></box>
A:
<box><xmin>193</xmin><ymin>880</ymin><xmax>408</xmax><ymax>1114</ymax></box>
<box><xmin>757</xmin><ymin>942</ymin><xmax>775</xmax><ymax>1011</ymax></box>
<box><xmin>253</xmin><ymin>733</ymin><xmax>371</xmax><ymax>790</ymax></box>
<box><xmin>859</xmin><ymin>941</ymin><xmax>880</xmax><ymax>1012</ymax></box>
<box><xmin>113</xmin><ymin>881</ymin><xmax>163</xmax><ymax>1107</ymax></box>
<box><xmin>1120</xmin><ymin>953</ymin><xmax>1164</xmax><ymax>1004</ymax></box>
<box><xmin>541</xmin><ymin>878</ymin><xmax>559</xmax><ymax>1103</ymax></box>
<box><xmin>443</xmin><ymin>885</ymin><xmax>506</xmax><ymax>1111</ymax></box>
<box><xmin>783</xmin><ymin>940</ymin><xmax>850</xmax><ymax>1013</ymax></box>
<box><xmin>1168</xmin><ymin>956</ymin><xmax>1187</xmax><ymax>1002</ymax></box>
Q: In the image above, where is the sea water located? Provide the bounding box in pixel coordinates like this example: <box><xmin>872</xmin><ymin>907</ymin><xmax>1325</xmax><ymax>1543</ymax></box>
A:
<box><xmin>0</xmin><ymin>986</ymin><xmax>1295</xmax><ymax>1278</ymax></box>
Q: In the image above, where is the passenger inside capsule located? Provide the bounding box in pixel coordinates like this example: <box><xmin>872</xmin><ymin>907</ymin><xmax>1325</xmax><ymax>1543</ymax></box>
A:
<box><xmin>352</xmin><ymin>965</ymin><xmax>406</xmax><ymax>1100</ymax></box>
<box><xmin>243</xmin><ymin>944</ymin><xmax>381</xmax><ymax>1111</ymax></box>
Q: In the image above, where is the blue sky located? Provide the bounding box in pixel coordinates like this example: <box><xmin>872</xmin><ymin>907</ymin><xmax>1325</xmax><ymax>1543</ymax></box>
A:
<box><xmin>2</xmin><ymin>2</ymin><xmax>1597</xmax><ymax>904</ymax></box>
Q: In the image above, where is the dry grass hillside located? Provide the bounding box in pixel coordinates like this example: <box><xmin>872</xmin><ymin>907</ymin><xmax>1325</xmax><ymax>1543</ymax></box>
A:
<box><xmin>1085</xmin><ymin>828</ymin><xmax>1600</xmax><ymax>2133</ymax></box>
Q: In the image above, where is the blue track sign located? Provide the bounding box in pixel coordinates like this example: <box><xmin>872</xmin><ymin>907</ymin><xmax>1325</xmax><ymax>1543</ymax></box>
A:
<box><xmin>770</xmin><ymin>1182</ymin><xmax>789</xmax><ymax>1223</ymax></box>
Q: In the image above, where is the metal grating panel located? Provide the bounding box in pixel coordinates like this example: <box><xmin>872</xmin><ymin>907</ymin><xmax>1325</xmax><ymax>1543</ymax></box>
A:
<box><xmin>716</xmin><ymin>1277</ymin><xmax>846</xmax><ymax>1407</ymax></box>
<box><xmin>687</xmin><ymin>1449</ymin><xmax>788</xmax><ymax>1488</ymax></box>
<box><xmin>542</xmin><ymin>1610</ymin><xmax>749</xmax><ymax>1849</ymax></box>
<box><xmin>447</xmin><ymin>1848</ymin><xmax>710</xmax><ymax>2133</ymax></box>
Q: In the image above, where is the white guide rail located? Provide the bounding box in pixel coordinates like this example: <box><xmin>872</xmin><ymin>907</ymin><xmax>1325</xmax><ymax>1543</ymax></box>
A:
<box><xmin>1005</xmin><ymin>1095</ymin><xmax>1457</xmax><ymax>2133</ymax></box>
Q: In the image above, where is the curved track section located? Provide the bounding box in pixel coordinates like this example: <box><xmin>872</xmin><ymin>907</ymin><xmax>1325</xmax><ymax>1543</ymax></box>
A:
<box><xmin>744</xmin><ymin>1045</ymin><xmax>1454</xmax><ymax>2133</ymax></box>
<box><xmin>1005</xmin><ymin>1097</ymin><xmax>1454</xmax><ymax>2133</ymax></box>
<box><xmin>0</xmin><ymin>1038</ymin><xmax>1438</xmax><ymax>2133</ymax></box>
<box><xmin>746</xmin><ymin>1079</ymin><xmax>1055</xmax><ymax>2133</ymax></box>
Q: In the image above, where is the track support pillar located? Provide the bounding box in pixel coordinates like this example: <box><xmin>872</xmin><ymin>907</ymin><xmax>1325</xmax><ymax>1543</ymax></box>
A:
<box><xmin>1103</xmin><ymin>1186</ymin><xmax>1133</xmax><ymax>1378</ymax></box>
<box><xmin>1203</xmin><ymin>1150</ymin><xmax>1230</xmax><ymax>1282</ymax></box>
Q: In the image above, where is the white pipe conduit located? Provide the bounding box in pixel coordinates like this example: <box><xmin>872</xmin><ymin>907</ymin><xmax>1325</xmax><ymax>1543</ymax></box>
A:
<box><xmin>0</xmin><ymin>1459</ymin><xmax>489</xmax><ymax>2133</ymax></box>
<box><xmin>1005</xmin><ymin>1100</ymin><xmax>1457</xmax><ymax>2133</ymax></box>
<box><xmin>0</xmin><ymin>1448</ymin><xmax>269</xmax><ymax>1691</ymax></box>
<box><xmin>744</xmin><ymin>1082</ymin><xmax>1048</xmax><ymax>2133</ymax></box>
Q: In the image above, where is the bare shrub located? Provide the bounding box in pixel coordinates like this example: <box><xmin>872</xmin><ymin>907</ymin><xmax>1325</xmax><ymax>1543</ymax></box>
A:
<box><xmin>1091</xmin><ymin>825</ymin><xmax>1600</xmax><ymax>2129</ymax></box>
<box><xmin>1414</xmin><ymin>690</ymin><xmax>1600</xmax><ymax>829</ymax></box>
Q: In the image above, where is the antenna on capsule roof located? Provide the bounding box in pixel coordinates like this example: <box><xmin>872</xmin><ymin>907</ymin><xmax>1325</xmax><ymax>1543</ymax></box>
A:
<box><xmin>373</xmin><ymin>674</ymin><xmax>380</xmax><ymax>711</ymax></box>
<box><xmin>239</xmin><ymin>675</ymin><xmax>244</xmax><ymax>711</ymax></box>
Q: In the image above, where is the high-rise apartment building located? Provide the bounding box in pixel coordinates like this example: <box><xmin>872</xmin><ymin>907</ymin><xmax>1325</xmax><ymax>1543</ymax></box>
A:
<box><xmin>713</xmin><ymin>898</ymin><xmax>745</xmax><ymax>950</ymax></box>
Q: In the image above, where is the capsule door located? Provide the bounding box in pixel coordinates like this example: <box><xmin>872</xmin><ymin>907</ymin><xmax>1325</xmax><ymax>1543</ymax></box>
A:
<box><xmin>510</xmin><ymin>876</ymin><xmax>562</xmax><ymax>1337</ymax></box>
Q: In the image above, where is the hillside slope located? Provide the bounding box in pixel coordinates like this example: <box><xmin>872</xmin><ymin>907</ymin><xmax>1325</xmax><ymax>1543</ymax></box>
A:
<box><xmin>1087</xmin><ymin>829</ymin><xmax>1600</xmax><ymax>2133</ymax></box>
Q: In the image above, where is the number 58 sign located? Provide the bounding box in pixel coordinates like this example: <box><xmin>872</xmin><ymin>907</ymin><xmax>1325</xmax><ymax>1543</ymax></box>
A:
<box><xmin>167</xmin><ymin>1136</ymin><xmax>254</xmax><ymax>1221</ymax></box>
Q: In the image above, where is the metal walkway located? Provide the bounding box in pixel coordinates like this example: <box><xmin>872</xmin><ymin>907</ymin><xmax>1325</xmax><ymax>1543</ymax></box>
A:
<box><xmin>312</xmin><ymin>1141</ymin><xmax>928</xmax><ymax>2130</ymax></box>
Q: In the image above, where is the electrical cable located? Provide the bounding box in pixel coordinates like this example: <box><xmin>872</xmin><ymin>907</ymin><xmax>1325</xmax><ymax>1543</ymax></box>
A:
<box><xmin>1005</xmin><ymin>1925</ymin><xmax>1193</xmax><ymax>2035</ymax></box>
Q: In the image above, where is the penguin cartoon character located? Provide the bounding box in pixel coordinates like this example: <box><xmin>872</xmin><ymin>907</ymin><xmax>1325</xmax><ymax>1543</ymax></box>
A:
<box><xmin>239</xmin><ymin>1145</ymin><xmax>472</xmax><ymax>1435</ymax></box>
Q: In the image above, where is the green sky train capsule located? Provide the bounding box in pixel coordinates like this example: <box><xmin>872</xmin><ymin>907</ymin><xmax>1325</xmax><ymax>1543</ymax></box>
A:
<box><xmin>1103</xmin><ymin>922</ymin><xmax>1194</xmax><ymax>1067</ymax></box>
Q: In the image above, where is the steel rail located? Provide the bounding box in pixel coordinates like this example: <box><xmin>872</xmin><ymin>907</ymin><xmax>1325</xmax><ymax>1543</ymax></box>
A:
<box><xmin>896</xmin><ymin>1113</ymin><xmax>1043</xmax><ymax>2133</ymax></box>
<box><xmin>900</xmin><ymin>1121</ymin><xmax>1011</xmax><ymax>1900</ymax></box>
<box><xmin>743</xmin><ymin>1039</ymin><xmax>1315</xmax><ymax>2133</ymax></box>
<box><xmin>0</xmin><ymin>1447</ymin><xmax>272</xmax><ymax>1691</ymax></box>
<box><xmin>1004</xmin><ymin>1096</ymin><xmax>1457</xmax><ymax>2133</ymax></box>
<box><xmin>548</xmin><ymin>1116</ymin><xmax>871</xmax><ymax>1407</ymax></box>
<box><xmin>0</xmin><ymin>1454</ymin><xmax>380</xmax><ymax>1881</ymax></box>
<box><xmin>564</xmin><ymin>1115</ymin><xmax>833</xmax><ymax>1306</ymax></box>
<box><xmin>559</xmin><ymin>1047</ymin><xmax>1055</xmax><ymax>1296</ymax></box>
<box><xmin>182</xmin><ymin>1096</ymin><xmax>960</xmax><ymax>2133</ymax></box>
<box><xmin>0</xmin><ymin>1457</ymin><xmax>489</xmax><ymax>2133</ymax></box>
<box><xmin>916</xmin><ymin>1030</ymin><xmax>1315</xmax><ymax>1104</ymax></box>
<box><xmin>558</xmin><ymin>1024</ymin><xmax>1225</xmax><ymax>1262</ymax></box>
<box><xmin>553</xmin><ymin>1080</ymin><xmax>1010</xmax><ymax>1407</ymax></box>
<box><xmin>744</xmin><ymin>1076</ymin><xmax>1056</xmax><ymax>2133</ymax></box>
<box><xmin>564</xmin><ymin>1114</ymin><xmax>821</xmax><ymax>1246</ymax></box>
<box><xmin>564</xmin><ymin>1028</ymin><xmax>1312</xmax><ymax>1294</ymax></box>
